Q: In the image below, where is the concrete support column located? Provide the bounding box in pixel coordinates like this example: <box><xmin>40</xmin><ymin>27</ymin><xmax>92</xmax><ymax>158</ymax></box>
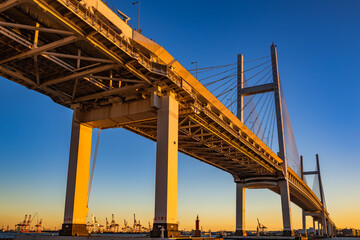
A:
<box><xmin>318</xmin><ymin>221</ymin><xmax>320</xmax><ymax>236</ymax></box>
<box><xmin>279</xmin><ymin>180</ymin><xmax>293</xmax><ymax>236</ymax></box>
<box><xmin>271</xmin><ymin>44</ymin><xmax>293</xmax><ymax>236</ymax></box>
<box><xmin>321</xmin><ymin>223</ymin><xmax>324</xmax><ymax>236</ymax></box>
<box><xmin>322</xmin><ymin>213</ymin><xmax>328</xmax><ymax>236</ymax></box>
<box><xmin>235</xmin><ymin>183</ymin><xmax>246</xmax><ymax>236</ymax></box>
<box><xmin>60</xmin><ymin>116</ymin><xmax>93</xmax><ymax>236</ymax></box>
<box><xmin>313</xmin><ymin>218</ymin><xmax>316</xmax><ymax>236</ymax></box>
<box><xmin>302</xmin><ymin>210</ymin><xmax>306</xmax><ymax>236</ymax></box>
<box><xmin>151</xmin><ymin>94</ymin><xmax>180</xmax><ymax>238</ymax></box>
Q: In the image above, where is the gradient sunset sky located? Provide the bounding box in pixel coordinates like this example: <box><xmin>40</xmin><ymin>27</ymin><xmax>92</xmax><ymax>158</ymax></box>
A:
<box><xmin>0</xmin><ymin>0</ymin><xmax>359</xmax><ymax>231</ymax></box>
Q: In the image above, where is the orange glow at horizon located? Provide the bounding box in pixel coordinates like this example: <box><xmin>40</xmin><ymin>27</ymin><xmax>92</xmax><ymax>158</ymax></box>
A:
<box><xmin>1</xmin><ymin>188</ymin><xmax>359</xmax><ymax>231</ymax></box>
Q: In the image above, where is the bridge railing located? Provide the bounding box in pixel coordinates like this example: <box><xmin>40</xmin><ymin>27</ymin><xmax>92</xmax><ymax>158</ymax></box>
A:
<box><xmin>64</xmin><ymin>0</ymin><xmax>134</xmax><ymax>55</ymax></box>
<box><xmin>61</xmin><ymin>0</ymin><xmax>197</xmax><ymax>100</ymax></box>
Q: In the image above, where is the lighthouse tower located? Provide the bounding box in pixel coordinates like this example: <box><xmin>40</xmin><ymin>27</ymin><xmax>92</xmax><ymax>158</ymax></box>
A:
<box><xmin>193</xmin><ymin>215</ymin><xmax>201</xmax><ymax>237</ymax></box>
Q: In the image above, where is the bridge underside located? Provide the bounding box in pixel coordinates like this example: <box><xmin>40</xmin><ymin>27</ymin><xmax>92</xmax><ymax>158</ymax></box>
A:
<box><xmin>126</xmin><ymin>116</ymin><xmax>323</xmax><ymax>213</ymax></box>
<box><xmin>76</xmin><ymin>99</ymin><xmax>322</xmax><ymax>213</ymax></box>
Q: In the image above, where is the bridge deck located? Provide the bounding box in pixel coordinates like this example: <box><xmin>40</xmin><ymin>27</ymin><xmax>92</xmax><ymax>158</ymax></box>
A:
<box><xmin>0</xmin><ymin>0</ymin><xmax>332</xmax><ymax>223</ymax></box>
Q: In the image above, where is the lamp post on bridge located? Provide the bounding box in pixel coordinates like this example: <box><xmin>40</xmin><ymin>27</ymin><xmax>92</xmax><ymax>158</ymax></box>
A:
<box><xmin>132</xmin><ymin>1</ymin><xmax>140</xmax><ymax>32</ymax></box>
<box><xmin>191</xmin><ymin>61</ymin><xmax>198</xmax><ymax>79</ymax></box>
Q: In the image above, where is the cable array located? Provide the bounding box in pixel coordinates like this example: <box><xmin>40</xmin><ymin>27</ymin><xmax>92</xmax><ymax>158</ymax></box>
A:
<box><xmin>190</xmin><ymin>54</ymin><xmax>302</xmax><ymax>177</ymax></box>
<box><xmin>280</xmin><ymin>80</ymin><xmax>301</xmax><ymax>176</ymax></box>
<box><xmin>188</xmin><ymin>56</ymin><xmax>276</xmax><ymax>149</ymax></box>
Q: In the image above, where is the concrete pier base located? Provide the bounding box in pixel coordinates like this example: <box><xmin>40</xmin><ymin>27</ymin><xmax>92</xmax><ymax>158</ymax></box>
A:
<box><xmin>225</xmin><ymin>236</ymin><xmax>307</xmax><ymax>240</ymax></box>
<box><xmin>150</xmin><ymin>223</ymin><xmax>180</xmax><ymax>238</ymax></box>
<box><xmin>234</xmin><ymin>230</ymin><xmax>247</xmax><ymax>236</ymax></box>
<box><xmin>59</xmin><ymin>223</ymin><xmax>88</xmax><ymax>236</ymax></box>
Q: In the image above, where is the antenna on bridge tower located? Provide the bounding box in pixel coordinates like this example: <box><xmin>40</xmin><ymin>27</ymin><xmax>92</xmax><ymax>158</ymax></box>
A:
<box><xmin>132</xmin><ymin>1</ymin><xmax>141</xmax><ymax>32</ymax></box>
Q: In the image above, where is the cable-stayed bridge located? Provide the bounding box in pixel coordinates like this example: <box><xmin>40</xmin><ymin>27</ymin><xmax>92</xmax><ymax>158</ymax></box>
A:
<box><xmin>0</xmin><ymin>0</ymin><xmax>335</xmax><ymax>237</ymax></box>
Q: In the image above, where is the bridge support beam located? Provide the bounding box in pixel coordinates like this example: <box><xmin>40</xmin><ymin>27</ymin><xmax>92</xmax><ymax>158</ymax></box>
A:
<box><xmin>313</xmin><ymin>218</ymin><xmax>316</xmax><ymax>235</ymax></box>
<box><xmin>322</xmin><ymin>214</ymin><xmax>327</xmax><ymax>236</ymax></box>
<box><xmin>302</xmin><ymin>210</ymin><xmax>306</xmax><ymax>236</ymax></box>
<box><xmin>60</xmin><ymin>114</ymin><xmax>93</xmax><ymax>236</ymax></box>
<box><xmin>271</xmin><ymin>43</ymin><xmax>293</xmax><ymax>237</ymax></box>
<box><xmin>279</xmin><ymin>179</ymin><xmax>293</xmax><ymax>236</ymax></box>
<box><xmin>151</xmin><ymin>94</ymin><xmax>180</xmax><ymax>238</ymax></box>
<box><xmin>235</xmin><ymin>183</ymin><xmax>246</xmax><ymax>236</ymax></box>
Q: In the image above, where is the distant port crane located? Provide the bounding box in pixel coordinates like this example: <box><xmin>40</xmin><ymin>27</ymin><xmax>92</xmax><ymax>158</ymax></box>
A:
<box><xmin>16</xmin><ymin>213</ymin><xmax>38</xmax><ymax>233</ymax></box>
<box><xmin>256</xmin><ymin>218</ymin><xmax>267</xmax><ymax>236</ymax></box>
<box><xmin>34</xmin><ymin>219</ymin><xmax>42</xmax><ymax>233</ymax></box>
<box><xmin>87</xmin><ymin>214</ymin><xmax>103</xmax><ymax>233</ymax></box>
<box><xmin>86</xmin><ymin>213</ymin><xmax>151</xmax><ymax>233</ymax></box>
<box><xmin>110</xmin><ymin>214</ymin><xmax>119</xmax><ymax>232</ymax></box>
<box><xmin>133</xmin><ymin>214</ymin><xmax>142</xmax><ymax>233</ymax></box>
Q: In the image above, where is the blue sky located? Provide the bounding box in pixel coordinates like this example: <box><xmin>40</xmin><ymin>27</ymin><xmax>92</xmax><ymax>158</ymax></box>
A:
<box><xmin>0</xmin><ymin>0</ymin><xmax>359</xmax><ymax>231</ymax></box>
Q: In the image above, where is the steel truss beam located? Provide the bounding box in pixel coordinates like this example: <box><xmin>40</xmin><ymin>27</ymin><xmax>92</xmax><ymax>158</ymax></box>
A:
<box><xmin>189</xmin><ymin>114</ymin><xmax>276</xmax><ymax>173</ymax></box>
<box><xmin>42</xmin><ymin>64</ymin><xmax>117</xmax><ymax>86</ymax></box>
<box><xmin>0</xmin><ymin>35</ymin><xmax>78</xmax><ymax>65</ymax></box>
<box><xmin>0</xmin><ymin>0</ymin><xmax>19</xmax><ymax>13</ymax></box>
<box><xmin>0</xmin><ymin>26</ymin><xmax>74</xmax><ymax>71</ymax></box>
<box><xmin>0</xmin><ymin>21</ymin><xmax>74</xmax><ymax>35</ymax></box>
<box><xmin>0</xmin><ymin>65</ymin><xmax>70</xmax><ymax>101</ymax></box>
<box><xmin>177</xmin><ymin>115</ymin><xmax>273</xmax><ymax>174</ymax></box>
<box><xmin>0</xmin><ymin>24</ymin><xmax>114</xmax><ymax>90</ymax></box>
<box><xmin>73</xmin><ymin>83</ymin><xmax>145</xmax><ymax>102</ymax></box>
<box><xmin>42</xmin><ymin>52</ymin><xmax>114</xmax><ymax>63</ymax></box>
<box><xmin>86</xmin><ymin>75</ymin><xmax>143</xmax><ymax>83</ymax></box>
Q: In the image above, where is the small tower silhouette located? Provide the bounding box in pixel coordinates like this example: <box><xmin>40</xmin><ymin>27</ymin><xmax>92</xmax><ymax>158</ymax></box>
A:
<box><xmin>193</xmin><ymin>215</ymin><xmax>201</xmax><ymax>237</ymax></box>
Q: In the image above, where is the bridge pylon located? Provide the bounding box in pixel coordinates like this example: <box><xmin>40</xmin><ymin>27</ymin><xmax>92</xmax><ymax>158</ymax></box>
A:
<box><xmin>302</xmin><ymin>154</ymin><xmax>335</xmax><ymax>237</ymax></box>
<box><xmin>60</xmin><ymin>105</ymin><xmax>93</xmax><ymax>236</ymax></box>
<box><xmin>235</xmin><ymin>182</ymin><xmax>246</xmax><ymax>236</ymax></box>
<box><xmin>234</xmin><ymin>54</ymin><xmax>247</xmax><ymax>237</ymax></box>
<box><xmin>150</xmin><ymin>93</ymin><xmax>180</xmax><ymax>238</ymax></box>
<box><xmin>271</xmin><ymin>43</ymin><xmax>293</xmax><ymax>236</ymax></box>
<box><xmin>234</xmin><ymin>44</ymin><xmax>294</xmax><ymax>236</ymax></box>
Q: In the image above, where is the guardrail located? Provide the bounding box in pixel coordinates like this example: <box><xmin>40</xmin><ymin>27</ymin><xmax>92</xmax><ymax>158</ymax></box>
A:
<box><xmin>61</xmin><ymin>0</ymin><xmax>196</xmax><ymax>98</ymax></box>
